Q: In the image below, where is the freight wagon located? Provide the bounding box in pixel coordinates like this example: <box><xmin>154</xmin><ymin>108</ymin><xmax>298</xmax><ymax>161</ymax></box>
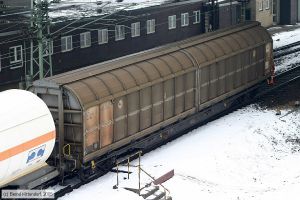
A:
<box><xmin>0</xmin><ymin>21</ymin><xmax>273</xmax><ymax>189</ymax></box>
<box><xmin>30</xmin><ymin>21</ymin><xmax>273</xmax><ymax>180</ymax></box>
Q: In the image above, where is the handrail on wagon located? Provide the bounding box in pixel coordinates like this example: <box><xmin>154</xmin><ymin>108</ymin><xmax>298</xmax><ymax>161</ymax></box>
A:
<box><xmin>114</xmin><ymin>151</ymin><xmax>172</xmax><ymax>199</ymax></box>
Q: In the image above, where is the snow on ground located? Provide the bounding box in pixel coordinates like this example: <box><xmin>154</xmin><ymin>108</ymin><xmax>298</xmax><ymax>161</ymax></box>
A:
<box><xmin>271</xmin><ymin>25</ymin><xmax>300</xmax><ymax>73</ymax></box>
<box><xmin>59</xmin><ymin>105</ymin><xmax>300</xmax><ymax>200</ymax></box>
<box><xmin>272</xmin><ymin>24</ymin><xmax>300</xmax><ymax>49</ymax></box>
<box><xmin>274</xmin><ymin>51</ymin><xmax>300</xmax><ymax>73</ymax></box>
<box><xmin>49</xmin><ymin>0</ymin><xmax>168</xmax><ymax>20</ymax></box>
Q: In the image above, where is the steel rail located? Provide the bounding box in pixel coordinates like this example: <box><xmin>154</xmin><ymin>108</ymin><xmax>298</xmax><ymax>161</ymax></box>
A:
<box><xmin>274</xmin><ymin>41</ymin><xmax>300</xmax><ymax>59</ymax></box>
<box><xmin>273</xmin><ymin>41</ymin><xmax>300</xmax><ymax>52</ymax></box>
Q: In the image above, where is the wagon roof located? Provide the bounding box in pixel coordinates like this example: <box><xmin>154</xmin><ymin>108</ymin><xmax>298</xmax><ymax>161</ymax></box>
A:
<box><xmin>34</xmin><ymin>21</ymin><xmax>272</xmax><ymax>108</ymax></box>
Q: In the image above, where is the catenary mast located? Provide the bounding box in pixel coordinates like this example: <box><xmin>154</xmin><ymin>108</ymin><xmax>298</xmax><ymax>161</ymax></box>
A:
<box><xmin>27</xmin><ymin>0</ymin><xmax>52</xmax><ymax>87</ymax></box>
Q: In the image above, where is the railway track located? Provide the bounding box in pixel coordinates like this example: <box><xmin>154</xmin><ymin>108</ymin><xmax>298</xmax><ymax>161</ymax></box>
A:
<box><xmin>272</xmin><ymin>64</ymin><xmax>300</xmax><ymax>89</ymax></box>
<box><xmin>255</xmin><ymin>64</ymin><xmax>300</xmax><ymax>98</ymax></box>
<box><xmin>273</xmin><ymin>41</ymin><xmax>300</xmax><ymax>59</ymax></box>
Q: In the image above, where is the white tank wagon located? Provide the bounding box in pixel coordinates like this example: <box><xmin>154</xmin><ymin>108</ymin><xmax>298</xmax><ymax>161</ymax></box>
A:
<box><xmin>0</xmin><ymin>90</ymin><xmax>57</xmax><ymax>188</ymax></box>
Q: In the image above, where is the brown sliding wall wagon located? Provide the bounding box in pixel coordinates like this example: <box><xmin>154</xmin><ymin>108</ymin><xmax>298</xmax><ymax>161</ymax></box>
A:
<box><xmin>31</xmin><ymin>21</ymin><xmax>273</xmax><ymax>176</ymax></box>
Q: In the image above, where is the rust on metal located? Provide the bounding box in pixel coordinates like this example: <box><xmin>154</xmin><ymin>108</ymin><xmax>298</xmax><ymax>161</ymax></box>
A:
<box><xmin>100</xmin><ymin>101</ymin><xmax>114</xmax><ymax>147</ymax></box>
<box><xmin>153</xmin><ymin>169</ymin><xmax>175</xmax><ymax>185</ymax></box>
<box><xmin>84</xmin><ymin>106</ymin><xmax>100</xmax><ymax>152</ymax></box>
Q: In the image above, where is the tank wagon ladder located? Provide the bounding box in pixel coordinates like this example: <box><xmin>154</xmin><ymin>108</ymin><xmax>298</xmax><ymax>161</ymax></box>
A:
<box><xmin>114</xmin><ymin>151</ymin><xmax>173</xmax><ymax>200</ymax></box>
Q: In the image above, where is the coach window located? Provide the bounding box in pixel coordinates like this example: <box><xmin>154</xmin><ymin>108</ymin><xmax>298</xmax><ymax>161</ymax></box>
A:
<box><xmin>265</xmin><ymin>0</ymin><xmax>270</xmax><ymax>10</ymax></box>
<box><xmin>146</xmin><ymin>19</ymin><xmax>155</xmax><ymax>34</ymax></box>
<box><xmin>61</xmin><ymin>36</ymin><xmax>73</xmax><ymax>52</ymax></box>
<box><xmin>80</xmin><ymin>32</ymin><xmax>91</xmax><ymax>48</ymax></box>
<box><xmin>193</xmin><ymin>10</ymin><xmax>201</xmax><ymax>24</ymax></box>
<box><xmin>168</xmin><ymin>15</ymin><xmax>176</xmax><ymax>30</ymax></box>
<box><xmin>131</xmin><ymin>22</ymin><xmax>140</xmax><ymax>37</ymax></box>
<box><xmin>115</xmin><ymin>25</ymin><xmax>125</xmax><ymax>41</ymax></box>
<box><xmin>181</xmin><ymin>13</ymin><xmax>189</xmax><ymax>27</ymax></box>
<box><xmin>258</xmin><ymin>1</ymin><xmax>263</xmax><ymax>11</ymax></box>
<box><xmin>98</xmin><ymin>29</ymin><xmax>108</xmax><ymax>44</ymax></box>
<box><xmin>9</xmin><ymin>45</ymin><xmax>22</xmax><ymax>64</ymax></box>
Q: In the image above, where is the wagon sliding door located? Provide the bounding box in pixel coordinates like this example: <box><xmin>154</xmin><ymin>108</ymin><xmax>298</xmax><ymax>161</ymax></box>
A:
<box><xmin>113</xmin><ymin>97</ymin><xmax>127</xmax><ymax>142</ymax></box>
<box><xmin>152</xmin><ymin>83</ymin><xmax>164</xmax><ymax>125</ymax></box>
<box><xmin>128</xmin><ymin>92</ymin><xmax>139</xmax><ymax>135</ymax></box>
<box><xmin>164</xmin><ymin>79</ymin><xmax>175</xmax><ymax>120</ymax></box>
<box><xmin>185</xmin><ymin>71</ymin><xmax>195</xmax><ymax>110</ymax></box>
<box><xmin>84</xmin><ymin>106</ymin><xmax>100</xmax><ymax>154</ymax></box>
<box><xmin>100</xmin><ymin>101</ymin><xmax>114</xmax><ymax>147</ymax></box>
<box><xmin>140</xmin><ymin>88</ymin><xmax>152</xmax><ymax>130</ymax></box>
<box><xmin>175</xmin><ymin>75</ymin><xmax>185</xmax><ymax>115</ymax></box>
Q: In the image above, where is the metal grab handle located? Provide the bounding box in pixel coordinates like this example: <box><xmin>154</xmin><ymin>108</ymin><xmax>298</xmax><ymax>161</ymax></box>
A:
<box><xmin>63</xmin><ymin>144</ymin><xmax>71</xmax><ymax>156</ymax></box>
